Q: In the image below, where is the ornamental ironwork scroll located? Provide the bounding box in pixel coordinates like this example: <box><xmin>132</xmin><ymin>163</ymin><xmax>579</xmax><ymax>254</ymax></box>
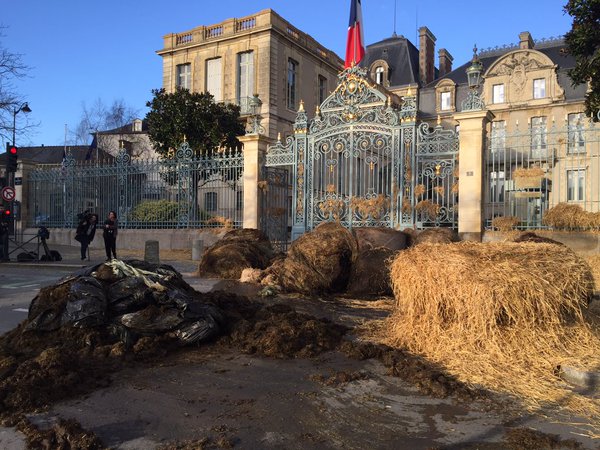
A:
<box><xmin>414</xmin><ymin>122</ymin><xmax>459</xmax><ymax>228</ymax></box>
<box><xmin>176</xmin><ymin>140</ymin><xmax>194</xmax><ymax>227</ymax></box>
<box><xmin>116</xmin><ymin>147</ymin><xmax>131</xmax><ymax>228</ymax></box>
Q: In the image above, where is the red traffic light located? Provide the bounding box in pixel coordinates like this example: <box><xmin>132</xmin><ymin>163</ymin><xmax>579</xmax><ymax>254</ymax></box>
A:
<box><xmin>9</xmin><ymin>146</ymin><xmax>17</xmax><ymax>155</ymax></box>
<box><xmin>3</xmin><ymin>209</ymin><xmax>11</xmax><ymax>217</ymax></box>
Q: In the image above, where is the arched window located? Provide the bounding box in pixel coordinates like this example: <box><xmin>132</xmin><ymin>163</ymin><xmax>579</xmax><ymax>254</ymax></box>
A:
<box><xmin>375</xmin><ymin>66</ymin><xmax>384</xmax><ymax>85</ymax></box>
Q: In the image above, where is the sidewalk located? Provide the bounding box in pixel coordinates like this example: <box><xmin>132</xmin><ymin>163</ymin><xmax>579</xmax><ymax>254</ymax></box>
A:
<box><xmin>2</xmin><ymin>242</ymin><xmax>198</xmax><ymax>275</ymax></box>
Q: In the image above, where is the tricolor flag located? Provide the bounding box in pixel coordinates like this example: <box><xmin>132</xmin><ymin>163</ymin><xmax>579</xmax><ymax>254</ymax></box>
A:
<box><xmin>345</xmin><ymin>0</ymin><xmax>365</xmax><ymax>68</ymax></box>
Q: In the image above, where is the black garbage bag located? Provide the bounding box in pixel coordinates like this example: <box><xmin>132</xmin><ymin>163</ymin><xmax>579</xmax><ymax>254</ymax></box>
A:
<box><xmin>107</xmin><ymin>322</ymin><xmax>137</xmax><ymax>349</ymax></box>
<box><xmin>182</xmin><ymin>300</ymin><xmax>226</xmax><ymax>326</ymax></box>
<box><xmin>156</xmin><ymin>288</ymin><xmax>194</xmax><ymax>309</ymax></box>
<box><xmin>175</xmin><ymin>316</ymin><xmax>220</xmax><ymax>345</ymax></box>
<box><xmin>62</xmin><ymin>276</ymin><xmax>107</xmax><ymax>328</ymax></box>
<box><xmin>120</xmin><ymin>305</ymin><xmax>184</xmax><ymax>334</ymax></box>
<box><xmin>107</xmin><ymin>276</ymin><xmax>153</xmax><ymax>314</ymax></box>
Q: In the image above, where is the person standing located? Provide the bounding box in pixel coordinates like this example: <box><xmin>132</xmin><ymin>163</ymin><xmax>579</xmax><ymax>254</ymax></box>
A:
<box><xmin>103</xmin><ymin>210</ymin><xmax>118</xmax><ymax>260</ymax></box>
<box><xmin>75</xmin><ymin>213</ymin><xmax>98</xmax><ymax>260</ymax></box>
<box><xmin>0</xmin><ymin>218</ymin><xmax>9</xmax><ymax>262</ymax></box>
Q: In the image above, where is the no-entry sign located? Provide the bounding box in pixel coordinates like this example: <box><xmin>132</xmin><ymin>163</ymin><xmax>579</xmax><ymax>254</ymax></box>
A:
<box><xmin>1</xmin><ymin>186</ymin><xmax>15</xmax><ymax>202</ymax></box>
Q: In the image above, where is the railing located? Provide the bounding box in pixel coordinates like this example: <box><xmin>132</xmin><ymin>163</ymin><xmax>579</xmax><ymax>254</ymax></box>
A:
<box><xmin>485</xmin><ymin>116</ymin><xmax>600</xmax><ymax>229</ymax></box>
<box><xmin>164</xmin><ymin>11</ymin><xmax>342</xmax><ymax>67</ymax></box>
<box><xmin>176</xmin><ymin>32</ymin><xmax>193</xmax><ymax>46</ymax></box>
<box><xmin>28</xmin><ymin>146</ymin><xmax>244</xmax><ymax>230</ymax></box>
<box><xmin>236</xmin><ymin>17</ymin><xmax>256</xmax><ymax>32</ymax></box>
<box><xmin>204</xmin><ymin>25</ymin><xmax>223</xmax><ymax>39</ymax></box>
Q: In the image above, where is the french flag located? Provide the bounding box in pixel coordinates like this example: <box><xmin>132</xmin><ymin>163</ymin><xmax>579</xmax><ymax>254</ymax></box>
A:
<box><xmin>345</xmin><ymin>0</ymin><xmax>365</xmax><ymax>68</ymax></box>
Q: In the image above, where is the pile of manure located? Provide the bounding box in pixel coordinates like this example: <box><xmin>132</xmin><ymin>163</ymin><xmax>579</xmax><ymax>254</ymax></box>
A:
<box><xmin>383</xmin><ymin>241</ymin><xmax>600</xmax><ymax>420</ymax></box>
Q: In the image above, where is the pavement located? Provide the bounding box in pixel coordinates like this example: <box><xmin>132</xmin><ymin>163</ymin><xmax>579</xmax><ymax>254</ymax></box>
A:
<box><xmin>1</xmin><ymin>240</ymin><xmax>199</xmax><ymax>275</ymax></box>
<box><xmin>0</xmin><ymin>239</ymin><xmax>229</xmax><ymax>297</ymax></box>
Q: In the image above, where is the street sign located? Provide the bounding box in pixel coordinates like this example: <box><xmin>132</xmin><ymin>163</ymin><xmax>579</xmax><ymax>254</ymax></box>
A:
<box><xmin>14</xmin><ymin>177</ymin><xmax>22</xmax><ymax>186</ymax></box>
<box><xmin>1</xmin><ymin>186</ymin><xmax>15</xmax><ymax>202</ymax></box>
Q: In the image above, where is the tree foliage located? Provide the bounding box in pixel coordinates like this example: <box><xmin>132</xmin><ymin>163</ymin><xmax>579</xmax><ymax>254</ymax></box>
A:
<box><xmin>145</xmin><ymin>88</ymin><xmax>244</xmax><ymax>158</ymax></box>
<box><xmin>564</xmin><ymin>0</ymin><xmax>600</xmax><ymax>117</ymax></box>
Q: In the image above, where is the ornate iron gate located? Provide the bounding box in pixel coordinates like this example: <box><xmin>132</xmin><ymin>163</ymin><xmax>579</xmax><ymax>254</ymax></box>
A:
<box><xmin>266</xmin><ymin>66</ymin><xmax>458</xmax><ymax>239</ymax></box>
<box><xmin>414</xmin><ymin>122</ymin><xmax>459</xmax><ymax>228</ymax></box>
<box><xmin>259</xmin><ymin>166</ymin><xmax>290</xmax><ymax>252</ymax></box>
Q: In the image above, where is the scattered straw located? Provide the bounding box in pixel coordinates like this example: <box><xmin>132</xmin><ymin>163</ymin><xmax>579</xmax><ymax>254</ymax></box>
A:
<box><xmin>381</xmin><ymin>241</ymin><xmax>600</xmax><ymax>422</ymax></box>
<box><xmin>544</xmin><ymin>203</ymin><xmax>600</xmax><ymax>230</ymax></box>
<box><xmin>514</xmin><ymin>166</ymin><xmax>545</xmax><ymax>178</ymax></box>
<box><xmin>584</xmin><ymin>255</ymin><xmax>600</xmax><ymax>291</ymax></box>
<box><xmin>491</xmin><ymin>216</ymin><xmax>520</xmax><ymax>231</ymax></box>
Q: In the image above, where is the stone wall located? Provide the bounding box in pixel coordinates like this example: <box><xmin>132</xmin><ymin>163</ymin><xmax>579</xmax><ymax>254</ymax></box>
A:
<box><xmin>26</xmin><ymin>228</ymin><xmax>228</xmax><ymax>252</ymax></box>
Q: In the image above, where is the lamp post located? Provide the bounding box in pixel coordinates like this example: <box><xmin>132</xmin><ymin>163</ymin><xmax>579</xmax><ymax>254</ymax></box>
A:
<box><xmin>461</xmin><ymin>47</ymin><xmax>484</xmax><ymax>111</ymax></box>
<box><xmin>7</xmin><ymin>102</ymin><xmax>31</xmax><ymax>191</ymax></box>
<box><xmin>246</xmin><ymin>94</ymin><xmax>265</xmax><ymax>135</ymax></box>
<box><xmin>12</xmin><ymin>102</ymin><xmax>32</xmax><ymax>146</ymax></box>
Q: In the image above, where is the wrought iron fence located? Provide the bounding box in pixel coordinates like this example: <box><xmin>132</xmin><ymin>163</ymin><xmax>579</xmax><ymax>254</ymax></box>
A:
<box><xmin>485</xmin><ymin>114</ymin><xmax>600</xmax><ymax>229</ymax></box>
<box><xmin>28</xmin><ymin>144</ymin><xmax>244</xmax><ymax>230</ymax></box>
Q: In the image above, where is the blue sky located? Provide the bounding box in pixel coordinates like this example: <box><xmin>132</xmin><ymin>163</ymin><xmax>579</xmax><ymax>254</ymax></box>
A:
<box><xmin>2</xmin><ymin>0</ymin><xmax>573</xmax><ymax>147</ymax></box>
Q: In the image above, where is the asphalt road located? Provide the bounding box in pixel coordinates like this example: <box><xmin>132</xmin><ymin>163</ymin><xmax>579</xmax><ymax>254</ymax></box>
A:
<box><xmin>0</xmin><ymin>265</ymin><xmax>74</xmax><ymax>334</ymax></box>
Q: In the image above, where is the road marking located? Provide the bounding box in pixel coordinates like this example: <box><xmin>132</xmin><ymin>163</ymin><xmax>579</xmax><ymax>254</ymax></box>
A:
<box><xmin>1</xmin><ymin>283</ymin><xmax>40</xmax><ymax>289</ymax></box>
<box><xmin>12</xmin><ymin>308</ymin><xmax>28</xmax><ymax>312</ymax></box>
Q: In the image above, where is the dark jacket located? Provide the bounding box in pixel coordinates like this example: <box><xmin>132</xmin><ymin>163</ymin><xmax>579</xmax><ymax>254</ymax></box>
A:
<box><xmin>103</xmin><ymin>219</ymin><xmax>118</xmax><ymax>238</ymax></box>
<box><xmin>76</xmin><ymin>219</ymin><xmax>97</xmax><ymax>242</ymax></box>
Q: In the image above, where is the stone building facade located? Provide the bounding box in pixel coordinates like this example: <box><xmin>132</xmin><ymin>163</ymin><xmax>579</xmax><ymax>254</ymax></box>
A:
<box><xmin>157</xmin><ymin>9</ymin><xmax>344</xmax><ymax>141</ymax></box>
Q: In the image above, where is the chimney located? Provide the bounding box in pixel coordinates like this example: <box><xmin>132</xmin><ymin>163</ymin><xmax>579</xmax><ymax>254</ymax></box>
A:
<box><xmin>419</xmin><ymin>26</ymin><xmax>437</xmax><ymax>85</ymax></box>
<box><xmin>438</xmin><ymin>48</ymin><xmax>453</xmax><ymax>78</ymax></box>
<box><xmin>519</xmin><ymin>31</ymin><xmax>534</xmax><ymax>49</ymax></box>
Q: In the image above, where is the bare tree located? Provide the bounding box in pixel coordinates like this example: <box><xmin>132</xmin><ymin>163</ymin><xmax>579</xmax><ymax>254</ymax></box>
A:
<box><xmin>72</xmin><ymin>98</ymin><xmax>139</xmax><ymax>145</ymax></box>
<box><xmin>0</xmin><ymin>26</ymin><xmax>33</xmax><ymax>147</ymax></box>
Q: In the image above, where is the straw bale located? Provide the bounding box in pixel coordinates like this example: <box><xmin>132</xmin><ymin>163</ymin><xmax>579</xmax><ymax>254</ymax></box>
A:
<box><xmin>197</xmin><ymin>229</ymin><xmax>274</xmax><ymax>279</ymax></box>
<box><xmin>491</xmin><ymin>216</ymin><xmax>520</xmax><ymax>231</ymax></box>
<box><xmin>413</xmin><ymin>227</ymin><xmax>459</xmax><ymax>245</ymax></box>
<box><xmin>383</xmin><ymin>241</ymin><xmax>600</xmax><ymax>419</ymax></box>
<box><xmin>543</xmin><ymin>203</ymin><xmax>590</xmax><ymax>230</ymax></box>
<box><xmin>276</xmin><ymin>222</ymin><xmax>358</xmax><ymax>294</ymax></box>
<box><xmin>513</xmin><ymin>166</ymin><xmax>545</xmax><ymax>178</ymax></box>
<box><xmin>346</xmin><ymin>247</ymin><xmax>395</xmax><ymax>297</ymax></box>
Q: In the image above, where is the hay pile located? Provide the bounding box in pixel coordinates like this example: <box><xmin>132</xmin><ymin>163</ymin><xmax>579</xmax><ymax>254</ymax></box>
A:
<box><xmin>383</xmin><ymin>241</ymin><xmax>600</xmax><ymax>420</ymax></box>
<box><xmin>543</xmin><ymin>202</ymin><xmax>600</xmax><ymax>230</ymax></box>
<box><xmin>273</xmin><ymin>222</ymin><xmax>357</xmax><ymax>294</ymax></box>
<box><xmin>413</xmin><ymin>227</ymin><xmax>459</xmax><ymax>245</ymax></box>
<box><xmin>197</xmin><ymin>229</ymin><xmax>275</xmax><ymax>279</ymax></box>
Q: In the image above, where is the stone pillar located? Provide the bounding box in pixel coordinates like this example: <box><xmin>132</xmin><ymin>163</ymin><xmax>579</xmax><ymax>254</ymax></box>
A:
<box><xmin>453</xmin><ymin>109</ymin><xmax>495</xmax><ymax>241</ymax></box>
<box><xmin>239</xmin><ymin>134</ymin><xmax>273</xmax><ymax>229</ymax></box>
<box><xmin>144</xmin><ymin>240</ymin><xmax>160</xmax><ymax>264</ymax></box>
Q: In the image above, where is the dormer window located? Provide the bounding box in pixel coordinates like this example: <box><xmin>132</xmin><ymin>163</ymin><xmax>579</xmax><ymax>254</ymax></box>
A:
<box><xmin>440</xmin><ymin>92</ymin><xmax>451</xmax><ymax>110</ymax></box>
<box><xmin>492</xmin><ymin>84</ymin><xmax>505</xmax><ymax>104</ymax></box>
<box><xmin>435</xmin><ymin>79</ymin><xmax>456</xmax><ymax>113</ymax></box>
<box><xmin>375</xmin><ymin>66</ymin><xmax>384</xmax><ymax>85</ymax></box>
<box><xmin>533</xmin><ymin>78</ymin><xmax>546</xmax><ymax>99</ymax></box>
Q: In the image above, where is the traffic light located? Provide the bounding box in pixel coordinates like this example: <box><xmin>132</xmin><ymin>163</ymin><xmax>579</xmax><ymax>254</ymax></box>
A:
<box><xmin>6</xmin><ymin>143</ymin><xmax>18</xmax><ymax>173</ymax></box>
<box><xmin>2</xmin><ymin>207</ymin><xmax>11</xmax><ymax>219</ymax></box>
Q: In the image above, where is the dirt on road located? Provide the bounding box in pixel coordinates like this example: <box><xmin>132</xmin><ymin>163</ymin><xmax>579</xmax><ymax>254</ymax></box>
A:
<box><xmin>1</xmin><ymin>277</ymin><xmax>598</xmax><ymax>449</ymax></box>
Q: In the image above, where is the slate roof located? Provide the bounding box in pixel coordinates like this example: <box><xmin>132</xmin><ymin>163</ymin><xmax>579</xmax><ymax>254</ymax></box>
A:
<box><xmin>98</xmin><ymin>119</ymin><xmax>148</xmax><ymax>135</ymax></box>
<box><xmin>361</xmin><ymin>35</ymin><xmax>422</xmax><ymax>87</ymax></box>
<box><xmin>0</xmin><ymin>145</ymin><xmax>113</xmax><ymax>165</ymax></box>
<box><xmin>425</xmin><ymin>39</ymin><xmax>586</xmax><ymax>101</ymax></box>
